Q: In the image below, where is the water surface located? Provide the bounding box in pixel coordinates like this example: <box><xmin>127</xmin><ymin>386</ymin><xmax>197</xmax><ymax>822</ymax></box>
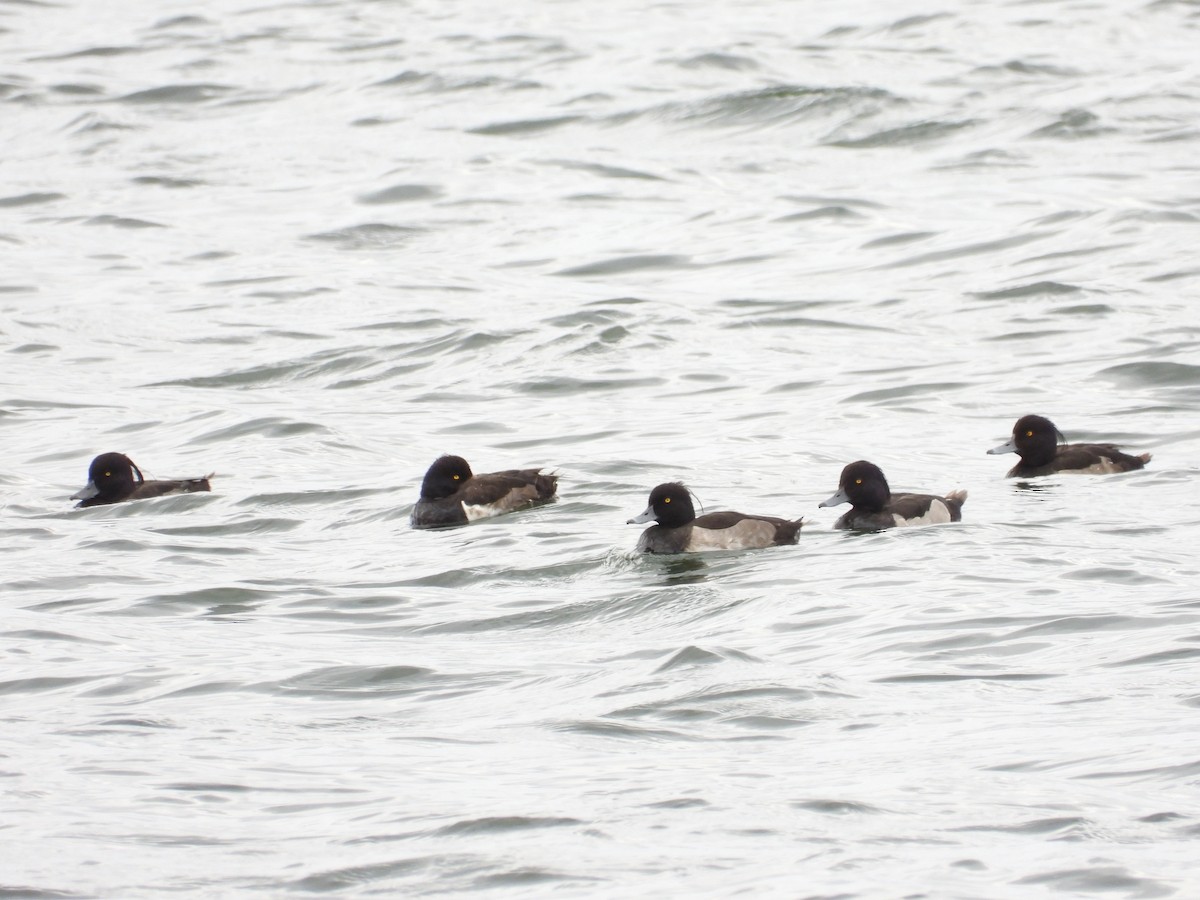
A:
<box><xmin>4</xmin><ymin>0</ymin><xmax>1200</xmax><ymax>896</ymax></box>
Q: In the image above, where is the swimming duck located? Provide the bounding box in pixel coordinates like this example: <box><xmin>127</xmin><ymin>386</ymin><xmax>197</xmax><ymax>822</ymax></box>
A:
<box><xmin>988</xmin><ymin>415</ymin><xmax>1151</xmax><ymax>477</ymax></box>
<box><xmin>820</xmin><ymin>460</ymin><xmax>965</xmax><ymax>530</ymax></box>
<box><xmin>411</xmin><ymin>454</ymin><xmax>558</xmax><ymax>528</ymax></box>
<box><xmin>627</xmin><ymin>482</ymin><xmax>803</xmax><ymax>553</ymax></box>
<box><xmin>72</xmin><ymin>452</ymin><xmax>212</xmax><ymax>508</ymax></box>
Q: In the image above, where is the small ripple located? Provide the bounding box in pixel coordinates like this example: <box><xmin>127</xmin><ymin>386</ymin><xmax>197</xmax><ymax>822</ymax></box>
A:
<box><xmin>1079</xmin><ymin>759</ymin><xmax>1200</xmax><ymax>782</ymax></box>
<box><xmin>969</xmin><ymin>60</ymin><xmax>1082</xmax><ymax>80</ymax></box>
<box><xmin>672</xmin><ymin>52</ymin><xmax>759</xmax><ymax>71</ymax></box>
<box><xmin>951</xmin><ymin>816</ymin><xmax>1087</xmax><ymax>835</ymax></box>
<box><xmin>236</xmin><ymin>488</ymin><xmax>379</xmax><ymax>508</ymax></box>
<box><xmin>413</xmin><ymin>591</ymin><xmax>641</xmax><ymax>634</ymax></box>
<box><xmin>1111</xmin><ymin>207</ymin><xmax>1190</xmax><ymax>224</ymax></box>
<box><xmin>53</xmin><ymin>83</ymin><xmax>104</xmax><ymax>97</ymax></box>
<box><xmin>265</xmin><ymin>664</ymin><xmax>438</xmax><ymax>697</ymax></box>
<box><xmin>1062</xmin><ymin>567</ymin><xmax>1169</xmax><ymax>584</ymax></box>
<box><xmin>826</xmin><ymin>119</ymin><xmax>977</xmax><ymax>148</ymax></box>
<box><xmin>469</xmin><ymin>115</ymin><xmax>585</xmax><ymax>137</ymax></box>
<box><xmin>304</xmin><ymin>224</ymin><xmax>424</xmax><ymax>249</ymax></box>
<box><xmin>0</xmin><ymin>888</ymin><xmax>86</xmax><ymax>899</ymax></box>
<box><xmin>1052</xmin><ymin>303</ymin><xmax>1114</xmax><ymax>316</ymax></box>
<box><xmin>551</xmin><ymin>720</ymin><xmax>698</xmax><ymax>741</ymax></box>
<box><xmin>434</xmin><ymin>816</ymin><xmax>582</xmax><ymax>836</ymax></box>
<box><xmin>545</xmin><ymin>159</ymin><xmax>668</xmax><ymax>181</ymax></box>
<box><xmin>767</xmin><ymin>380</ymin><xmax>823</xmax><ymax>394</ymax></box>
<box><xmin>371</xmin><ymin>70</ymin><xmax>428</xmax><ymax>88</ymax></box>
<box><xmin>356</xmin><ymin>184</ymin><xmax>443</xmax><ymax>205</ymax></box>
<box><xmin>123</xmin><ymin>585</ymin><xmax>281</xmax><ymax>617</ymax></box>
<box><xmin>1138</xmin><ymin>812</ymin><xmax>1189</xmax><ymax>824</ymax></box>
<box><xmin>861</xmin><ymin>230</ymin><xmax>937</xmax><ymax>249</ymax></box>
<box><xmin>509</xmin><ymin>375</ymin><xmax>666</xmax><ymax>394</ymax></box>
<box><xmin>880</xmin><ymin>232</ymin><xmax>1050</xmax><ymax>268</ymax></box>
<box><xmin>150</xmin><ymin>359</ymin><xmax>336</xmax><ymax>387</ymax></box>
<box><xmin>1027</xmin><ymin>108</ymin><xmax>1116</xmax><ymax>140</ymax></box>
<box><xmin>553</xmin><ymin>254</ymin><xmax>693</xmax><ymax>277</ymax></box>
<box><xmin>34</xmin><ymin>45</ymin><xmax>139</xmax><ymax>61</ymax></box>
<box><xmin>9</xmin><ymin>344</ymin><xmax>56</xmax><ymax>358</ymax></box>
<box><xmin>472</xmin><ymin>868</ymin><xmax>584</xmax><ymax>888</ymax></box>
<box><xmin>496</xmin><ymin>429</ymin><xmax>618</xmax><ymax>447</ymax></box>
<box><xmin>1097</xmin><ymin>361</ymin><xmax>1200</xmax><ymax>389</ymax></box>
<box><xmin>793</xmin><ymin>799</ymin><xmax>885</xmax><ymax>815</ymax></box>
<box><xmin>16</xmin><ymin>573</ymin><xmax>147</xmax><ymax>594</ymax></box>
<box><xmin>730</xmin><ymin>314</ymin><xmax>883</xmax><ymax>332</ymax></box>
<box><xmin>776</xmin><ymin>205</ymin><xmax>864</xmax><ymax>221</ymax></box>
<box><xmin>132</xmin><ymin>175</ymin><xmax>206</xmax><ymax>189</ymax></box>
<box><xmin>1009</xmin><ymin>615</ymin><xmax>1184</xmax><ymax>637</ymax></box>
<box><xmin>874</xmin><ymin>673</ymin><xmax>1058</xmax><ymax>683</ymax></box>
<box><xmin>0</xmin><ymin>192</ymin><xmax>65</xmax><ymax>207</ymax></box>
<box><xmin>632</xmin><ymin>85</ymin><xmax>900</xmax><ymax>129</ymax></box>
<box><xmin>1</xmin><ymin>629</ymin><xmax>109</xmax><ymax>645</ymax></box>
<box><xmin>1104</xmin><ymin>647</ymin><xmax>1200</xmax><ymax>668</ymax></box>
<box><xmin>0</xmin><ymin>675</ymin><xmax>99</xmax><ymax>695</ymax></box>
<box><xmin>291</xmin><ymin>857</ymin><xmax>448</xmax><ymax>892</ymax></box>
<box><xmin>843</xmin><ymin>382</ymin><xmax>968</xmax><ymax>404</ymax></box>
<box><xmin>1144</xmin><ymin>267</ymin><xmax>1200</xmax><ymax>283</ymax></box>
<box><xmin>85</xmin><ymin>214</ymin><xmax>166</xmax><ymax>229</ymax></box>
<box><xmin>605</xmin><ymin>683</ymin><xmax>819</xmax><ymax>737</ymax></box>
<box><xmin>969</xmin><ymin>281</ymin><xmax>1083</xmax><ymax>300</ymax></box>
<box><xmin>193</xmin><ymin>416</ymin><xmax>331</xmax><ymax>438</ymax></box>
<box><xmin>116</xmin><ymin>84</ymin><xmax>233</xmax><ymax>104</ymax></box>
<box><xmin>985</xmin><ymin>329</ymin><xmax>1071</xmax><ymax>342</ymax></box>
<box><xmin>374</xmin><ymin>70</ymin><xmax>538</xmax><ymax>94</ymax></box>
<box><xmin>1016</xmin><ymin>866</ymin><xmax>1174</xmax><ymax>898</ymax></box>
<box><xmin>653</xmin><ymin>645</ymin><xmax>760</xmax><ymax>671</ymax></box>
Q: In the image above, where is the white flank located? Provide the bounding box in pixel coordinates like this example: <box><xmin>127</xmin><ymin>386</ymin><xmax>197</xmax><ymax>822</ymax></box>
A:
<box><xmin>462</xmin><ymin>502</ymin><xmax>499</xmax><ymax>522</ymax></box>
<box><xmin>687</xmin><ymin>519</ymin><xmax>777</xmax><ymax>551</ymax></box>
<box><xmin>893</xmin><ymin>499</ymin><xmax>952</xmax><ymax>528</ymax></box>
<box><xmin>1074</xmin><ymin>458</ymin><xmax>1125</xmax><ymax>474</ymax></box>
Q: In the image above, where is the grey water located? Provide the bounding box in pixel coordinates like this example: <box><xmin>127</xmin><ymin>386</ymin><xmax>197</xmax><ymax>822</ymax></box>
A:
<box><xmin>3</xmin><ymin>0</ymin><xmax>1200</xmax><ymax>896</ymax></box>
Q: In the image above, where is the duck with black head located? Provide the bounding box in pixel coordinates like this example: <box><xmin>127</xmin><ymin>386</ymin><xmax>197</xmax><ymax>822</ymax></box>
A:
<box><xmin>820</xmin><ymin>461</ymin><xmax>966</xmax><ymax>531</ymax></box>
<box><xmin>627</xmin><ymin>482</ymin><xmax>804</xmax><ymax>554</ymax></box>
<box><xmin>988</xmin><ymin>415</ymin><xmax>1151</xmax><ymax>478</ymax></box>
<box><xmin>72</xmin><ymin>452</ymin><xmax>212</xmax><ymax>508</ymax></box>
<box><xmin>411</xmin><ymin>454</ymin><xmax>558</xmax><ymax>528</ymax></box>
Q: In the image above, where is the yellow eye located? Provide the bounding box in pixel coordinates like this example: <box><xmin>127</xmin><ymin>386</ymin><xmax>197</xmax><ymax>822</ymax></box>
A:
<box><xmin>452</xmin><ymin>474</ymin><xmax>460</xmax><ymax>480</ymax></box>
<box><xmin>1025</xmin><ymin>430</ymin><xmax>1033</xmax><ymax>437</ymax></box>
<box><xmin>664</xmin><ymin>497</ymin><xmax>671</xmax><ymax>503</ymax></box>
<box><xmin>855</xmin><ymin>478</ymin><xmax>862</xmax><ymax>485</ymax></box>
<box><xmin>104</xmin><ymin>471</ymin><xmax>111</xmax><ymax>477</ymax></box>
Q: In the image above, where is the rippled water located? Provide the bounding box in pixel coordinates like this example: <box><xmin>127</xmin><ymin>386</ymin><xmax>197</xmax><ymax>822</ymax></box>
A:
<box><xmin>4</xmin><ymin>0</ymin><xmax>1200</xmax><ymax>896</ymax></box>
